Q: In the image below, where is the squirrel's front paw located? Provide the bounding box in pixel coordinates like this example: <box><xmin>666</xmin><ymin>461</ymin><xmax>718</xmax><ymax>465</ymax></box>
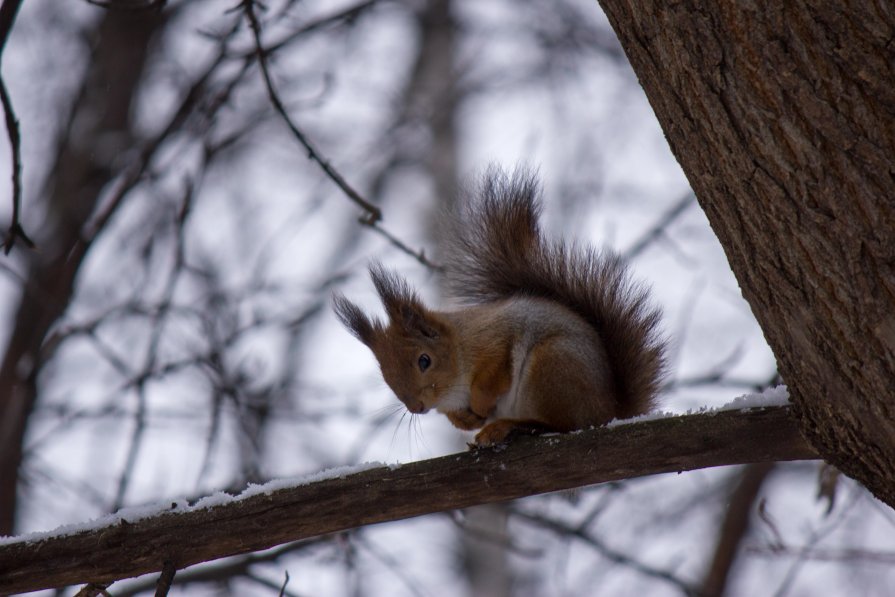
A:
<box><xmin>473</xmin><ymin>419</ymin><xmax>547</xmax><ymax>448</ymax></box>
<box><xmin>472</xmin><ymin>420</ymin><xmax>517</xmax><ymax>447</ymax></box>
<box><xmin>445</xmin><ymin>408</ymin><xmax>486</xmax><ymax>430</ymax></box>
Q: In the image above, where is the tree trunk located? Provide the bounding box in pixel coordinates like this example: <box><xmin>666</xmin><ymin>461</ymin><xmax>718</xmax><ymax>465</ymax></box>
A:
<box><xmin>0</xmin><ymin>9</ymin><xmax>165</xmax><ymax>535</ymax></box>
<box><xmin>597</xmin><ymin>2</ymin><xmax>895</xmax><ymax>504</ymax></box>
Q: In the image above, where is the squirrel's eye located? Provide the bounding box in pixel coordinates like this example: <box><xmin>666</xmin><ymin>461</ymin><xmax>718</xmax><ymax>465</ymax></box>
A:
<box><xmin>418</xmin><ymin>354</ymin><xmax>432</xmax><ymax>372</ymax></box>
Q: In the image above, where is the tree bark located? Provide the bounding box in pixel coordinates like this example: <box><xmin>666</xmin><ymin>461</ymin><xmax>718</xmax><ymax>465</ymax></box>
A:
<box><xmin>0</xmin><ymin>407</ymin><xmax>814</xmax><ymax>595</ymax></box>
<box><xmin>597</xmin><ymin>1</ymin><xmax>895</xmax><ymax>504</ymax></box>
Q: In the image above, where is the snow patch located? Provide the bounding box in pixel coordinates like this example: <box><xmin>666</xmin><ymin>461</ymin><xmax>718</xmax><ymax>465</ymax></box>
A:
<box><xmin>719</xmin><ymin>384</ymin><xmax>790</xmax><ymax>410</ymax></box>
<box><xmin>608</xmin><ymin>385</ymin><xmax>790</xmax><ymax>428</ymax></box>
<box><xmin>0</xmin><ymin>461</ymin><xmax>389</xmax><ymax>547</ymax></box>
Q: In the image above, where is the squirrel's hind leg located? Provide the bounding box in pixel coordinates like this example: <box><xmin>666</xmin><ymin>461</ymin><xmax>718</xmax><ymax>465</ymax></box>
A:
<box><xmin>473</xmin><ymin>336</ymin><xmax>614</xmax><ymax>448</ymax></box>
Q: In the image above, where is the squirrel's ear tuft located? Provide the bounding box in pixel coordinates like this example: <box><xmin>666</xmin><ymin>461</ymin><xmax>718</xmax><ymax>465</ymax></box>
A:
<box><xmin>368</xmin><ymin>262</ymin><xmax>446</xmax><ymax>340</ymax></box>
<box><xmin>369</xmin><ymin>262</ymin><xmax>420</xmax><ymax>321</ymax></box>
<box><xmin>333</xmin><ymin>293</ymin><xmax>377</xmax><ymax>346</ymax></box>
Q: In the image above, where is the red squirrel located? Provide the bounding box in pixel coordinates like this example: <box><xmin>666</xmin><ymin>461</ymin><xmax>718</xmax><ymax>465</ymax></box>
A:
<box><xmin>334</xmin><ymin>169</ymin><xmax>666</xmax><ymax>447</ymax></box>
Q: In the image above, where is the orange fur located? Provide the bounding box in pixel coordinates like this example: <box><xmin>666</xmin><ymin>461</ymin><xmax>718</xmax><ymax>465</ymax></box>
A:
<box><xmin>474</xmin><ymin>419</ymin><xmax>547</xmax><ymax>447</ymax></box>
<box><xmin>468</xmin><ymin>345</ymin><xmax>513</xmax><ymax>418</ymax></box>
<box><xmin>445</xmin><ymin>409</ymin><xmax>485</xmax><ymax>430</ymax></box>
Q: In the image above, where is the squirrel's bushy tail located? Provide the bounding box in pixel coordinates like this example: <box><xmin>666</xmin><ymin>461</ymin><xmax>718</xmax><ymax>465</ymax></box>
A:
<box><xmin>444</xmin><ymin>167</ymin><xmax>666</xmax><ymax>417</ymax></box>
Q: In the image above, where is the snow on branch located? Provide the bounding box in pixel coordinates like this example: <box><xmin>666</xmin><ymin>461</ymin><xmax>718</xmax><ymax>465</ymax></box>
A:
<box><xmin>0</xmin><ymin>406</ymin><xmax>815</xmax><ymax>594</ymax></box>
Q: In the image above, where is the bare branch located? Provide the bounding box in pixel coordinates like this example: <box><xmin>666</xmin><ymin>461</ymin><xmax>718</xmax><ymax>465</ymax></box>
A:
<box><xmin>367</xmin><ymin>220</ymin><xmax>442</xmax><ymax>270</ymax></box>
<box><xmin>84</xmin><ymin>0</ymin><xmax>166</xmax><ymax>11</ymax></box>
<box><xmin>240</xmin><ymin>0</ymin><xmax>441</xmax><ymax>269</ymax></box>
<box><xmin>700</xmin><ymin>463</ymin><xmax>775</xmax><ymax>597</ymax></box>
<box><xmin>623</xmin><ymin>190</ymin><xmax>695</xmax><ymax>261</ymax></box>
<box><xmin>510</xmin><ymin>508</ymin><xmax>696</xmax><ymax>596</ymax></box>
<box><xmin>252</xmin><ymin>0</ymin><xmax>384</xmax><ymax>58</ymax></box>
<box><xmin>0</xmin><ymin>0</ymin><xmax>32</xmax><ymax>254</ymax></box>
<box><xmin>747</xmin><ymin>545</ymin><xmax>895</xmax><ymax>565</ymax></box>
<box><xmin>154</xmin><ymin>561</ymin><xmax>176</xmax><ymax>597</ymax></box>
<box><xmin>277</xmin><ymin>571</ymin><xmax>290</xmax><ymax>597</ymax></box>
<box><xmin>241</xmin><ymin>0</ymin><xmax>381</xmax><ymax>223</ymax></box>
<box><xmin>0</xmin><ymin>0</ymin><xmax>22</xmax><ymax>51</ymax></box>
<box><xmin>0</xmin><ymin>407</ymin><xmax>815</xmax><ymax>594</ymax></box>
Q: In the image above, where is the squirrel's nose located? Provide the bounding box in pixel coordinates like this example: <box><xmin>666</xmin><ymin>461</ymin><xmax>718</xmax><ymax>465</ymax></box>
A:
<box><xmin>405</xmin><ymin>398</ymin><xmax>428</xmax><ymax>414</ymax></box>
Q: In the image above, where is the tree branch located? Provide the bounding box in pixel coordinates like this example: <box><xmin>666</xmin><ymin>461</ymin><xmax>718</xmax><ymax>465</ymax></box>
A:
<box><xmin>242</xmin><ymin>0</ymin><xmax>381</xmax><ymax>223</ymax></box>
<box><xmin>0</xmin><ymin>0</ymin><xmax>23</xmax><ymax>51</ymax></box>
<box><xmin>0</xmin><ymin>406</ymin><xmax>815</xmax><ymax>594</ymax></box>
<box><xmin>700</xmin><ymin>462</ymin><xmax>775</xmax><ymax>597</ymax></box>
<box><xmin>241</xmin><ymin>0</ymin><xmax>441</xmax><ymax>270</ymax></box>
<box><xmin>623</xmin><ymin>190</ymin><xmax>695</xmax><ymax>261</ymax></box>
<box><xmin>0</xmin><ymin>0</ymin><xmax>32</xmax><ymax>255</ymax></box>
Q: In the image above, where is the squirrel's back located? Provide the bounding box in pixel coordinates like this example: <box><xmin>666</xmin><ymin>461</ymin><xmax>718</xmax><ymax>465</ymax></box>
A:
<box><xmin>443</xmin><ymin>168</ymin><xmax>666</xmax><ymax>418</ymax></box>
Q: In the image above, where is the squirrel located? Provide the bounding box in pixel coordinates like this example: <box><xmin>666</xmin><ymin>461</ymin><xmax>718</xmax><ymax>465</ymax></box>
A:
<box><xmin>333</xmin><ymin>168</ymin><xmax>666</xmax><ymax>447</ymax></box>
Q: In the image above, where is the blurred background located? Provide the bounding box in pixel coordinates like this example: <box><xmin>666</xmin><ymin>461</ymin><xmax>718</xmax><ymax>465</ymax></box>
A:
<box><xmin>0</xmin><ymin>0</ymin><xmax>893</xmax><ymax>595</ymax></box>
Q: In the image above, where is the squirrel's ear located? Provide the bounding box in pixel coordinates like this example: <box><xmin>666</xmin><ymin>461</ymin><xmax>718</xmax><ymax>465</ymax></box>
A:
<box><xmin>333</xmin><ymin>293</ymin><xmax>377</xmax><ymax>347</ymax></box>
<box><xmin>398</xmin><ymin>302</ymin><xmax>443</xmax><ymax>339</ymax></box>
<box><xmin>369</xmin><ymin>262</ymin><xmax>445</xmax><ymax>340</ymax></box>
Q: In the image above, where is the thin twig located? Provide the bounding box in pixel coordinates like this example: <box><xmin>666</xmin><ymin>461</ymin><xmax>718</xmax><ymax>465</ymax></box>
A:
<box><xmin>242</xmin><ymin>0</ymin><xmax>381</xmax><ymax>223</ymax></box>
<box><xmin>510</xmin><ymin>508</ymin><xmax>699</xmax><ymax>596</ymax></box>
<box><xmin>277</xmin><ymin>570</ymin><xmax>290</xmax><ymax>597</ymax></box>
<box><xmin>623</xmin><ymin>190</ymin><xmax>695</xmax><ymax>260</ymax></box>
<box><xmin>244</xmin><ymin>0</ymin><xmax>383</xmax><ymax>59</ymax></box>
<box><xmin>768</xmin><ymin>485</ymin><xmax>863</xmax><ymax>597</ymax></box>
<box><xmin>368</xmin><ymin>220</ymin><xmax>442</xmax><ymax>270</ymax></box>
<box><xmin>0</xmin><ymin>0</ymin><xmax>32</xmax><ymax>254</ymax></box>
<box><xmin>242</xmin><ymin>0</ymin><xmax>443</xmax><ymax>269</ymax></box>
<box><xmin>243</xmin><ymin>572</ymin><xmax>307</xmax><ymax>597</ymax></box>
<box><xmin>747</xmin><ymin>544</ymin><xmax>895</xmax><ymax>564</ymax></box>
